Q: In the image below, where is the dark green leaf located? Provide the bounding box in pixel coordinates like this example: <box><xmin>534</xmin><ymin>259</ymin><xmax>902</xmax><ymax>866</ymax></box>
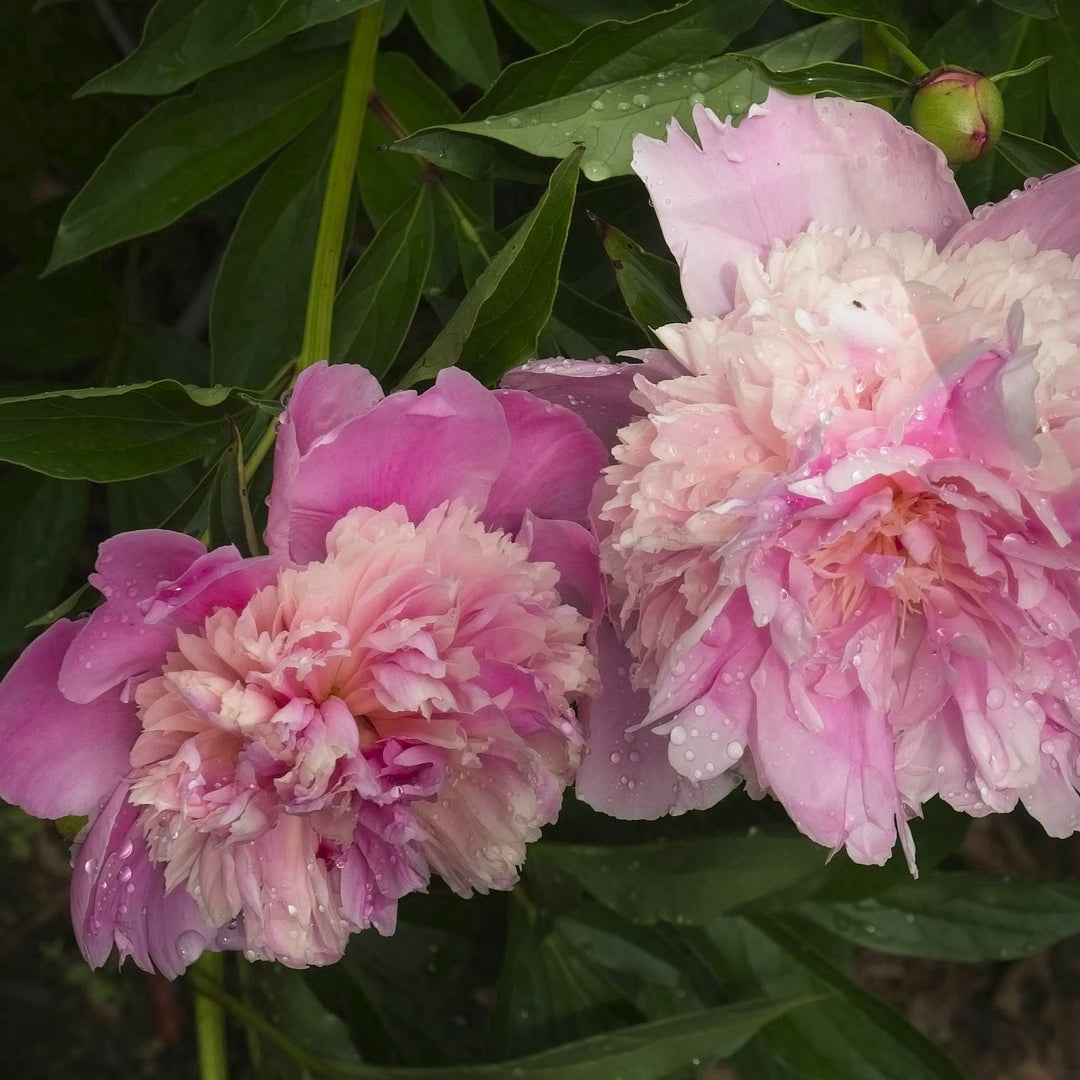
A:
<box><xmin>27</xmin><ymin>582</ymin><xmax>93</xmax><ymax>630</ymax></box>
<box><xmin>305</xmin><ymin>892</ymin><xmax>499</xmax><ymax>1066</ymax></box>
<box><xmin>244</xmin><ymin>963</ymin><xmax>362</xmax><ymax>1080</ymax></box>
<box><xmin>594</xmin><ymin>218</ymin><xmax>688</xmax><ymax>340</ymax></box>
<box><xmin>1049</xmin><ymin>11</ymin><xmax>1080</xmax><ymax>158</ymax></box>
<box><xmin>48</xmin><ymin>47</ymin><xmax>344</xmax><ymax>272</ymax></box>
<box><xmin>545</xmin><ymin>285</ymin><xmax>645</xmax><ymax>358</ymax></box>
<box><xmin>782</xmin><ymin>0</ymin><xmax>907</xmax><ymax>36</ymax></box>
<box><xmin>361</xmin><ymin>52</ymin><xmax>460</xmax><ymax>226</ymax></box>
<box><xmin>796</xmin><ymin>872</ymin><xmax>1080</xmax><ymax>961</ymax></box>
<box><xmin>209</xmin><ymin>423</ymin><xmax>263</xmax><ymax>555</ymax></box>
<box><xmin>241</xmin><ymin>0</ymin><xmax>381</xmax><ymax>48</ymax></box>
<box><xmin>331</xmin><ymin>186</ymin><xmax>435</xmax><ymax>376</ymax></box>
<box><xmin>210</xmin><ymin>108</ymin><xmax>335</xmax><ymax>388</ymax></box>
<box><xmin>108</xmin><ymin>465</ymin><xmax>204</xmax><ymax>534</ymax></box>
<box><xmin>733</xmin><ymin>56</ymin><xmax>911</xmax><ymax>99</ymax></box>
<box><xmin>79</xmin><ymin>0</ymin><xmax>374</xmax><ymax>96</ymax></box>
<box><xmin>996</xmin><ymin>129</ymin><xmax>1077</xmax><ymax>177</ymax></box>
<box><xmin>405</xmin><ymin>0</ymin><xmax>500</xmax><ymax>88</ymax></box>
<box><xmin>0</xmin><ymin>382</ymin><xmax>262</xmax><ymax>481</ymax></box>
<box><xmin>535</xmin><ymin>833</ymin><xmax>825</xmax><ymax>926</ymax></box>
<box><xmin>469</xmin><ymin>0</ymin><xmax>771</xmax><ymax>119</ymax></box>
<box><xmin>399</xmin><ymin>148</ymin><xmax>582</xmax><ymax>387</ymax></box>
<box><xmin>488</xmin><ymin>0</ymin><xmax>582</xmax><ymax>51</ymax></box>
<box><xmin>395</xmin><ymin>18</ymin><xmax>860</xmax><ymax>181</ymax></box>
<box><xmin>0</xmin><ymin>472</ymin><xmax>89</xmax><ymax>654</ymax></box>
<box><xmin>691</xmin><ymin>915</ymin><xmax>963</xmax><ymax>1080</ymax></box>
<box><xmin>332</xmin><ymin>997</ymin><xmax>815</xmax><ymax>1079</ymax></box>
<box><xmin>487</xmin><ymin>893</ymin><xmax>633</xmax><ymax>1059</ymax></box>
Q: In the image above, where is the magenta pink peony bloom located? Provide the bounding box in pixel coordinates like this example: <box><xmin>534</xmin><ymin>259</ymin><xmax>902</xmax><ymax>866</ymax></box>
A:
<box><xmin>509</xmin><ymin>90</ymin><xmax>1080</xmax><ymax>868</ymax></box>
<box><xmin>0</xmin><ymin>363</ymin><xmax>604</xmax><ymax>973</ymax></box>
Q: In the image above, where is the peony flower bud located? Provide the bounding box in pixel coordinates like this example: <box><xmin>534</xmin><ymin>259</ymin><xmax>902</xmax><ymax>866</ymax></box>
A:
<box><xmin>910</xmin><ymin>65</ymin><xmax>1004</xmax><ymax>167</ymax></box>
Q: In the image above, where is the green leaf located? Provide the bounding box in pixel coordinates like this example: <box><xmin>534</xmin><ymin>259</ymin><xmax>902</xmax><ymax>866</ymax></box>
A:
<box><xmin>795</xmin><ymin>872</ymin><xmax>1080</xmax><ymax>961</ymax></box>
<box><xmin>1050</xmin><ymin>11</ymin><xmax>1080</xmax><ymax>158</ymax></box>
<box><xmin>782</xmin><ymin>0</ymin><xmax>907</xmax><ymax>36</ymax></box>
<box><xmin>535</xmin><ymin>833</ymin><xmax>826</xmax><ymax>926</ymax></box>
<box><xmin>405</xmin><ymin>0</ymin><xmax>500</xmax><ymax>88</ymax></box>
<box><xmin>334</xmin><ymin>998</ymin><xmax>815</xmax><ymax>1079</ymax></box>
<box><xmin>487</xmin><ymin>893</ymin><xmax>634</xmax><ymax>1059</ymax></box>
<box><xmin>0</xmin><ymin>382</ymin><xmax>262</xmax><ymax>481</ymax></box>
<box><xmin>244</xmin><ymin>963</ymin><xmax>362</xmax><ymax>1080</ymax></box>
<box><xmin>360</xmin><ymin>52</ymin><xmax>460</xmax><ymax>226</ymax></box>
<box><xmin>996</xmin><ymin>129</ymin><xmax>1077</xmax><ymax>177</ymax></box>
<box><xmin>488</xmin><ymin>0</ymin><xmax>583</xmax><ymax>51</ymax></box>
<box><xmin>331</xmin><ymin>186</ymin><xmax>435</xmax><ymax>376</ymax></box>
<box><xmin>690</xmin><ymin>915</ymin><xmax>963</xmax><ymax>1080</ymax></box>
<box><xmin>593</xmin><ymin>218</ymin><xmax>688</xmax><ymax>340</ymax></box>
<box><xmin>209</xmin><ymin>422</ymin><xmax>263</xmax><ymax>556</ymax></box>
<box><xmin>733</xmin><ymin>56</ymin><xmax>911</xmax><ymax>99</ymax></box>
<box><xmin>0</xmin><ymin>472</ymin><xmax>89</xmax><ymax>654</ymax></box>
<box><xmin>210</xmin><ymin>108</ymin><xmax>335</xmax><ymax>388</ymax></box>
<box><xmin>398</xmin><ymin>148</ymin><xmax>582</xmax><ymax>387</ymax></box>
<box><xmin>27</xmin><ymin>582</ymin><xmax>93</xmax><ymax>630</ymax></box>
<box><xmin>545</xmin><ymin>285</ymin><xmax>645</xmax><ymax>358</ymax></box>
<box><xmin>469</xmin><ymin>0</ymin><xmax>771</xmax><ymax>119</ymax></box>
<box><xmin>47</xmin><ymin>47</ymin><xmax>344</xmax><ymax>272</ymax></box>
<box><xmin>305</xmin><ymin>892</ymin><xmax>499</xmax><ymax>1066</ymax></box>
<box><xmin>108</xmin><ymin>464</ymin><xmax>204</xmax><ymax>534</ymax></box>
<box><xmin>394</xmin><ymin>18</ymin><xmax>860</xmax><ymax>181</ymax></box>
<box><xmin>79</xmin><ymin>0</ymin><xmax>375</xmax><ymax>96</ymax></box>
<box><xmin>241</xmin><ymin>0</ymin><xmax>381</xmax><ymax>48</ymax></box>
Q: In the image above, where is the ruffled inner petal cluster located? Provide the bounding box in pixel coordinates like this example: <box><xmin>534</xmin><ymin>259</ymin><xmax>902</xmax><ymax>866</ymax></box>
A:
<box><xmin>128</xmin><ymin>501</ymin><xmax>595</xmax><ymax>965</ymax></box>
<box><xmin>601</xmin><ymin>224</ymin><xmax>1080</xmax><ymax>865</ymax></box>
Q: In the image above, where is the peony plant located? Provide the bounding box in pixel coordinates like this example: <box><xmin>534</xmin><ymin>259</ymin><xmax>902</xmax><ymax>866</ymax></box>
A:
<box><xmin>5</xmin><ymin>2</ymin><xmax>1080</xmax><ymax>1078</ymax></box>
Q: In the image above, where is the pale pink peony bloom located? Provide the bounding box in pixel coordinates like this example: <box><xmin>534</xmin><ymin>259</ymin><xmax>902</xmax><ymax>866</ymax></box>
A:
<box><xmin>0</xmin><ymin>364</ymin><xmax>604</xmax><ymax>973</ymax></box>
<box><xmin>508</xmin><ymin>90</ymin><xmax>1080</xmax><ymax>867</ymax></box>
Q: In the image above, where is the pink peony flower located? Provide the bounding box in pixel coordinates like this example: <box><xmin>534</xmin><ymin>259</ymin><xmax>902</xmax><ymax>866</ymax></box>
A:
<box><xmin>0</xmin><ymin>363</ymin><xmax>604</xmax><ymax>973</ymax></box>
<box><xmin>508</xmin><ymin>90</ymin><xmax>1080</xmax><ymax>868</ymax></box>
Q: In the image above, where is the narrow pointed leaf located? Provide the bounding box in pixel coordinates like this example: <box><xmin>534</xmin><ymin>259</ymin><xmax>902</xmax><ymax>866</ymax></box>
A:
<box><xmin>211</xmin><ymin>108</ymin><xmax>335</xmax><ymax>387</ymax></box>
<box><xmin>405</xmin><ymin>0</ymin><xmax>500</xmax><ymax>88</ymax></box>
<box><xmin>732</xmin><ymin>56</ymin><xmax>911</xmax><ymax>99</ymax></box>
<box><xmin>594</xmin><ymin>218</ymin><xmax>688</xmax><ymax>341</ymax></box>
<box><xmin>398</xmin><ymin>148</ymin><xmax>582</xmax><ymax>387</ymax></box>
<box><xmin>0</xmin><ymin>382</ymin><xmax>264</xmax><ymax>481</ymax></box>
<box><xmin>331</xmin><ymin>186</ymin><xmax>435</xmax><ymax>376</ymax></box>
<box><xmin>48</xmin><ymin>48</ymin><xmax>343</xmax><ymax>272</ymax></box>
<box><xmin>80</xmin><ymin>0</ymin><xmax>374</xmax><ymax>96</ymax></box>
<box><xmin>394</xmin><ymin>19</ymin><xmax>859</xmax><ymax>181</ymax></box>
<box><xmin>469</xmin><ymin>0</ymin><xmax>771</xmax><ymax>119</ymax></box>
<box><xmin>535</xmin><ymin>834</ymin><xmax>825</xmax><ymax>926</ymax></box>
<box><xmin>796</xmin><ymin>872</ymin><xmax>1080</xmax><ymax>961</ymax></box>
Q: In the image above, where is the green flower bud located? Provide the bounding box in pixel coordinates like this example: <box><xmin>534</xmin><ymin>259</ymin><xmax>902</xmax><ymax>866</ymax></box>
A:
<box><xmin>910</xmin><ymin>66</ymin><xmax>1004</xmax><ymax>168</ymax></box>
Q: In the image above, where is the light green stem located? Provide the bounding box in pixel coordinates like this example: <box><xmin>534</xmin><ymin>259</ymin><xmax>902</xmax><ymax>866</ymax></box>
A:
<box><xmin>297</xmin><ymin>2</ymin><xmax>385</xmax><ymax>370</ymax></box>
<box><xmin>193</xmin><ymin>951</ymin><xmax>229</xmax><ymax>1080</ymax></box>
<box><xmin>875</xmin><ymin>24</ymin><xmax>929</xmax><ymax>77</ymax></box>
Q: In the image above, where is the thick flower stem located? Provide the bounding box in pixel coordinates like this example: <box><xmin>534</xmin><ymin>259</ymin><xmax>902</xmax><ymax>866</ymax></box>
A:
<box><xmin>297</xmin><ymin>1</ymin><xmax>385</xmax><ymax>371</ymax></box>
<box><xmin>193</xmin><ymin>951</ymin><xmax>229</xmax><ymax>1080</ymax></box>
<box><xmin>874</xmin><ymin>24</ymin><xmax>929</xmax><ymax>78</ymax></box>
